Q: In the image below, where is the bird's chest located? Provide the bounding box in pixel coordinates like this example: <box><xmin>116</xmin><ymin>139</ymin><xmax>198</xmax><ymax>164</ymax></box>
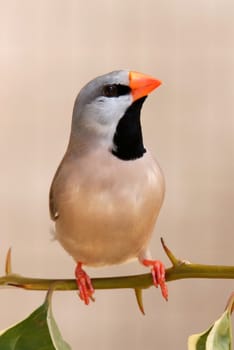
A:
<box><xmin>54</xmin><ymin>152</ymin><xmax>164</xmax><ymax>265</ymax></box>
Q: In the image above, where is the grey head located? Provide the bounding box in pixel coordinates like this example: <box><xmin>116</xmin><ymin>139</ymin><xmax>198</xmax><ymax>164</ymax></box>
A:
<box><xmin>67</xmin><ymin>70</ymin><xmax>158</xmax><ymax>160</ymax></box>
<box><xmin>70</xmin><ymin>70</ymin><xmax>134</xmax><ymax>148</ymax></box>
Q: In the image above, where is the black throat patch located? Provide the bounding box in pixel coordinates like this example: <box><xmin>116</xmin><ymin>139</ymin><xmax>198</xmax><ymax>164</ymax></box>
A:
<box><xmin>112</xmin><ymin>96</ymin><xmax>147</xmax><ymax>161</ymax></box>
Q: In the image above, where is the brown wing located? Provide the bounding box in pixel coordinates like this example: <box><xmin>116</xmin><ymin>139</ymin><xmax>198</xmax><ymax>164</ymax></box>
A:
<box><xmin>49</xmin><ymin>160</ymin><xmax>64</xmax><ymax>221</ymax></box>
<box><xmin>49</xmin><ymin>182</ymin><xmax>59</xmax><ymax>220</ymax></box>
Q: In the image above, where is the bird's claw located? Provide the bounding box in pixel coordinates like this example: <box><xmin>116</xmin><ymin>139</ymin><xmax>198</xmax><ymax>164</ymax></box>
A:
<box><xmin>75</xmin><ymin>263</ymin><xmax>95</xmax><ymax>305</ymax></box>
<box><xmin>142</xmin><ymin>259</ymin><xmax>168</xmax><ymax>301</ymax></box>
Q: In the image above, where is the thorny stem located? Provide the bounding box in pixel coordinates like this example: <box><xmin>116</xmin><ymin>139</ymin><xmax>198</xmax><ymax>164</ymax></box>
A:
<box><xmin>1</xmin><ymin>264</ymin><xmax>234</xmax><ymax>292</ymax></box>
<box><xmin>1</xmin><ymin>241</ymin><xmax>234</xmax><ymax>292</ymax></box>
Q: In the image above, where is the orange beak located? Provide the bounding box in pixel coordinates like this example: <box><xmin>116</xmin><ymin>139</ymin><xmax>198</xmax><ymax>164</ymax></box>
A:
<box><xmin>129</xmin><ymin>71</ymin><xmax>162</xmax><ymax>102</ymax></box>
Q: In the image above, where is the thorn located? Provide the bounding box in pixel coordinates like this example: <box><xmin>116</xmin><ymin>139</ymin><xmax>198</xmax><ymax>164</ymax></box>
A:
<box><xmin>5</xmin><ymin>247</ymin><xmax>12</xmax><ymax>275</ymax></box>
<box><xmin>160</xmin><ymin>238</ymin><xmax>179</xmax><ymax>266</ymax></box>
<box><xmin>134</xmin><ymin>288</ymin><xmax>145</xmax><ymax>315</ymax></box>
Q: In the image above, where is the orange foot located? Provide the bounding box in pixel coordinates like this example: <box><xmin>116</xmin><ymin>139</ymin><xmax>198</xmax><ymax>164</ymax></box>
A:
<box><xmin>75</xmin><ymin>262</ymin><xmax>95</xmax><ymax>305</ymax></box>
<box><xmin>142</xmin><ymin>259</ymin><xmax>168</xmax><ymax>301</ymax></box>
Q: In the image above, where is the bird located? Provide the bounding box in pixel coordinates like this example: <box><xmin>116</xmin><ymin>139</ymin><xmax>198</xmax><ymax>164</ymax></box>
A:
<box><xmin>49</xmin><ymin>70</ymin><xmax>167</xmax><ymax>305</ymax></box>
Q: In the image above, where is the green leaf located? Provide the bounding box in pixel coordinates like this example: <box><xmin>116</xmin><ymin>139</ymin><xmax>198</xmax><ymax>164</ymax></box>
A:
<box><xmin>188</xmin><ymin>309</ymin><xmax>232</xmax><ymax>350</ymax></box>
<box><xmin>0</xmin><ymin>291</ymin><xmax>71</xmax><ymax>350</ymax></box>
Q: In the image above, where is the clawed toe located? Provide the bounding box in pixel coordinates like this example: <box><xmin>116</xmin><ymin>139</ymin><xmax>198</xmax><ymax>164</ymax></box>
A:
<box><xmin>75</xmin><ymin>262</ymin><xmax>95</xmax><ymax>305</ymax></box>
<box><xmin>141</xmin><ymin>259</ymin><xmax>168</xmax><ymax>301</ymax></box>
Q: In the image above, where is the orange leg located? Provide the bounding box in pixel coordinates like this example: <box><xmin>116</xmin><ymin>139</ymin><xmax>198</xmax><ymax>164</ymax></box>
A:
<box><xmin>75</xmin><ymin>262</ymin><xmax>95</xmax><ymax>305</ymax></box>
<box><xmin>142</xmin><ymin>259</ymin><xmax>168</xmax><ymax>301</ymax></box>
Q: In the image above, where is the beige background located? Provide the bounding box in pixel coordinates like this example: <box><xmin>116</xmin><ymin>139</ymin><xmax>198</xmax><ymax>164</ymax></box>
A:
<box><xmin>0</xmin><ymin>1</ymin><xmax>234</xmax><ymax>349</ymax></box>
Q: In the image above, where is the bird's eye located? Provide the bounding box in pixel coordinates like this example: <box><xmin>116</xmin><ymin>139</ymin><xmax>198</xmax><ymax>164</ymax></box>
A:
<box><xmin>103</xmin><ymin>84</ymin><xmax>118</xmax><ymax>98</ymax></box>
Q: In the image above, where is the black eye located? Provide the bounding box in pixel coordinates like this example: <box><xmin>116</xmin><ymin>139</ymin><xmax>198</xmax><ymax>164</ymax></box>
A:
<box><xmin>103</xmin><ymin>84</ymin><xmax>131</xmax><ymax>98</ymax></box>
<box><xmin>103</xmin><ymin>84</ymin><xmax>118</xmax><ymax>97</ymax></box>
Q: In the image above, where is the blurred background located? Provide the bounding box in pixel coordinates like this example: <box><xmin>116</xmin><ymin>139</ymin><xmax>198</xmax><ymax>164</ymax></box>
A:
<box><xmin>0</xmin><ymin>0</ymin><xmax>234</xmax><ymax>348</ymax></box>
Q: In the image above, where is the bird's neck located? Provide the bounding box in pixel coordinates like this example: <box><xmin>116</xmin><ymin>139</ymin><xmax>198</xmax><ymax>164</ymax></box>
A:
<box><xmin>111</xmin><ymin>96</ymin><xmax>147</xmax><ymax>161</ymax></box>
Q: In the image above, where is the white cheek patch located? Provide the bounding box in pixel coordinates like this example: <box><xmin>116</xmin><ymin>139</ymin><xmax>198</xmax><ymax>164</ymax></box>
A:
<box><xmin>97</xmin><ymin>95</ymin><xmax>132</xmax><ymax>124</ymax></box>
<box><xmin>82</xmin><ymin>94</ymin><xmax>132</xmax><ymax>136</ymax></box>
<box><xmin>76</xmin><ymin>76</ymin><xmax>134</xmax><ymax>150</ymax></box>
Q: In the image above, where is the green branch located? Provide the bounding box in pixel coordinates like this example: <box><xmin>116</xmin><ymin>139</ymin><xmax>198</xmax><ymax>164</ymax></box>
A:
<box><xmin>2</xmin><ymin>240</ymin><xmax>234</xmax><ymax>314</ymax></box>
<box><xmin>2</xmin><ymin>240</ymin><xmax>234</xmax><ymax>290</ymax></box>
<box><xmin>1</xmin><ymin>262</ymin><xmax>234</xmax><ymax>292</ymax></box>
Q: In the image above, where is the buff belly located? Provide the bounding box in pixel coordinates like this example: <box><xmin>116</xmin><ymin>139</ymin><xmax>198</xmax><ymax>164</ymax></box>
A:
<box><xmin>56</xmin><ymin>204</ymin><xmax>158</xmax><ymax>266</ymax></box>
<box><xmin>53</xmin><ymin>152</ymin><xmax>165</xmax><ymax>266</ymax></box>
